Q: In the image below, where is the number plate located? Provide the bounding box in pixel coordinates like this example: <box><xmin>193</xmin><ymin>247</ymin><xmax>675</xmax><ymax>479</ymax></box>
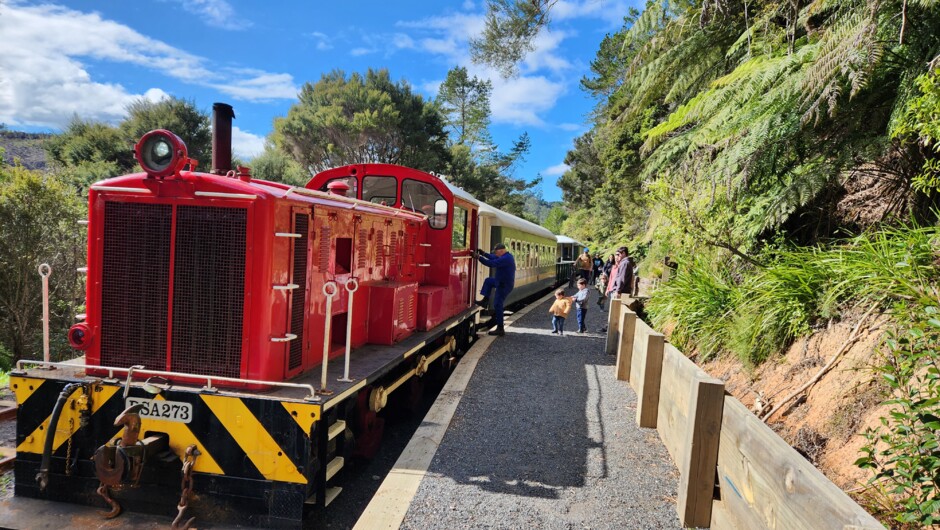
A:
<box><xmin>125</xmin><ymin>398</ymin><xmax>192</xmax><ymax>423</ymax></box>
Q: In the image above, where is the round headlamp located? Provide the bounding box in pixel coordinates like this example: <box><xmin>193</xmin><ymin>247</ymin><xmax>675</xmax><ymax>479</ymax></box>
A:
<box><xmin>134</xmin><ymin>129</ymin><xmax>188</xmax><ymax>178</ymax></box>
<box><xmin>68</xmin><ymin>323</ymin><xmax>93</xmax><ymax>350</ymax></box>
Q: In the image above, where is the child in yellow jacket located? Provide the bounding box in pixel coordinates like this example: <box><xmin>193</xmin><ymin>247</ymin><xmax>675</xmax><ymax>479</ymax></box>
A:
<box><xmin>549</xmin><ymin>288</ymin><xmax>572</xmax><ymax>336</ymax></box>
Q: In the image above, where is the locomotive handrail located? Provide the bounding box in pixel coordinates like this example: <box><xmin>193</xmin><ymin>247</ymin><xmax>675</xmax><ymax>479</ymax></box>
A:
<box><xmin>90</xmin><ymin>185</ymin><xmax>153</xmax><ymax>194</ymax></box>
<box><xmin>193</xmin><ymin>191</ymin><xmax>257</xmax><ymax>200</ymax></box>
<box><xmin>272</xmin><ymin>283</ymin><xmax>300</xmax><ymax>291</ymax></box>
<box><xmin>14</xmin><ymin>360</ymin><xmax>320</xmax><ymax>401</ymax></box>
<box><xmin>321</xmin><ymin>281</ymin><xmax>339</xmax><ymax>392</ymax></box>
<box><xmin>283</xmin><ymin>186</ymin><xmax>428</xmax><ymax>221</ymax></box>
<box><xmin>339</xmin><ymin>278</ymin><xmax>359</xmax><ymax>383</ymax></box>
<box><xmin>270</xmin><ymin>333</ymin><xmax>298</xmax><ymax>343</ymax></box>
<box><xmin>275</xmin><ymin>232</ymin><xmax>302</xmax><ymax>238</ymax></box>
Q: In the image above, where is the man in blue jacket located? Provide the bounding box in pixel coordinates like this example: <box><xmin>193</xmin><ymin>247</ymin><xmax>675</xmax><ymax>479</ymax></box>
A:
<box><xmin>475</xmin><ymin>243</ymin><xmax>516</xmax><ymax>336</ymax></box>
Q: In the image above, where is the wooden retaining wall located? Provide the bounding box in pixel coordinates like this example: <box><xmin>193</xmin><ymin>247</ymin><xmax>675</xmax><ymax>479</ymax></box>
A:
<box><xmin>609</xmin><ymin>297</ymin><xmax>885</xmax><ymax>529</ymax></box>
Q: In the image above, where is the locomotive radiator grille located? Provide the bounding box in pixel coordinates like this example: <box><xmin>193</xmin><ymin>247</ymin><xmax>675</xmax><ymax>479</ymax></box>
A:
<box><xmin>288</xmin><ymin>213</ymin><xmax>308</xmax><ymax>370</ymax></box>
<box><xmin>171</xmin><ymin>205</ymin><xmax>246</xmax><ymax>378</ymax></box>
<box><xmin>100</xmin><ymin>202</ymin><xmax>172</xmax><ymax>370</ymax></box>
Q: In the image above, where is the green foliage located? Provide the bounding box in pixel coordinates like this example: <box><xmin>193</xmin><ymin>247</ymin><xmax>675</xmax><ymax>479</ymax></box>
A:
<box><xmin>274</xmin><ymin>69</ymin><xmax>450</xmax><ymax>174</ymax></box>
<box><xmin>893</xmin><ymin>68</ymin><xmax>940</xmax><ymax>194</ymax></box>
<box><xmin>857</xmin><ymin>305</ymin><xmax>940</xmax><ymax>526</ymax></box>
<box><xmin>557</xmin><ymin>131</ymin><xmax>604</xmax><ymax>209</ymax></box>
<box><xmin>120</xmin><ymin>97</ymin><xmax>212</xmax><ymax>166</ymax></box>
<box><xmin>646</xmin><ymin>254</ymin><xmax>734</xmax><ymax>360</ymax></box>
<box><xmin>248</xmin><ymin>145</ymin><xmax>310</xmax><ymax>186</ymax></box>
<box><xmin>436</xmin><ymin>67</ymin><xmax>492</xmax><ymax>149</ymax></box>
<box><xmin>542</xmin><ymin>205</ymin><xmax>567</xmax><ymax>234</ymax></box>
<box><xmin>649</xmin><ymin>223</ymin><xmax>940</xmax><ymax>364</ymax></box>
<box><xmin>46</xmin><ymin>97</ymin><xmax>212</xmax><ymax>188</ymax></box>
<box><xmin>469</xmin><ymin>0</ymin><xmax>556</xmax><ymax>78</ymax></box>
<box><xmin>0</xmin><ymin>164</ymin><xmax>84</xmax><ymax>366</ymax></box>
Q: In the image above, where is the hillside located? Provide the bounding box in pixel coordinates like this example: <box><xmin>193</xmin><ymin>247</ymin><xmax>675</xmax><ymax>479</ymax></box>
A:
<box><xmin>0</xmin><ymin>131</ymin><xmax>50</xmax><ymax>170</ymax></box>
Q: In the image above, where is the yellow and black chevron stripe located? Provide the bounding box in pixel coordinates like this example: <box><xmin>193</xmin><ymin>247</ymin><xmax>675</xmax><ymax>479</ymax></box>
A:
<box><xmin>11</xmin><ymin>376</ymin><xmax>322</xmax><ymax>484</ymax></box>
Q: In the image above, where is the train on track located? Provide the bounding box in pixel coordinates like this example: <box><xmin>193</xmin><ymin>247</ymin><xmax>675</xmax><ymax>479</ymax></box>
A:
<box><xmin>6</xmin><ymin>103</ymin><xmax>584</xmax><ymax>528</ymax></box>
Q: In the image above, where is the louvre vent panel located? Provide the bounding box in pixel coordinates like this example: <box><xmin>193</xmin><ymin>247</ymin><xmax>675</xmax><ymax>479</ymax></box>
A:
<box><xmin>389</xmin><ymin>232</ymin><xmax>398</xmax><ymax>269</ymax></box>
<box><xmin>319</xmin><ymin>224</ymin><xmax>331</xmax><ymax>271</ymax></box>
<box><xmin>376</xmin><ymin>230</ymin><xmax>385</xmax><ymax>268</ymax></box>
<box><xmin>356</xmin><ymin>229</ymin><xmax>368</xmax><ymax>270</ymax></box>
<box><xmin>171</xmin><ymin>206</ymin><xmax>246</xmax><ymax>378</ymax></box>
<box><xmin>289</xmin><ymin>213</ymin><xmax>309</xmax><ymax>370</ymax></box>
<box><xmin>100</xmin><ymin>202</ymin><xmax>172</xmax><ymax>370</ymax></box>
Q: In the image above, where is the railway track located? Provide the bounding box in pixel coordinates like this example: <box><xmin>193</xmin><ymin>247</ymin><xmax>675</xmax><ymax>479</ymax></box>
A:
<box><xmin>0</xmin><ymin>399</ymin><xmax>15</xmax><ymax>473</ymax></box>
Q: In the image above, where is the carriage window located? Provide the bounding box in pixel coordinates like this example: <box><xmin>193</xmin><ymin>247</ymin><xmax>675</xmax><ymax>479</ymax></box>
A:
<box><xmin>362</xmin><ymin>176</ymin><xmax>397</xmax><ymax>205</ymax></box>
<box><xmin>452</xmin><ymin>205</ymin><xmax>468</xmax><ymax>249</ymax></box>
<box><xmin>319</xmin><ymin>176</ymin><xmax>358</xmax><ymax>198</ymax></box>
<box><xmin>402</xmin><ymin>179</ymin><xmax>447</xmax><ymax>229</ymax></box>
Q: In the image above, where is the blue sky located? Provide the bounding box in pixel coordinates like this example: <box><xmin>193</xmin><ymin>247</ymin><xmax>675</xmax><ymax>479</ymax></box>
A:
<box><xmin>0</xmin><ymin>0</ymin><xmax>633</xmax><ymax>201</ymax></box>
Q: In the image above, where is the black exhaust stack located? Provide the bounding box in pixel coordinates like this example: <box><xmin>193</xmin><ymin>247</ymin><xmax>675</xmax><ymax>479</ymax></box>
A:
<box><xmin>211</xmin><ymin>102</ymin><xmax>234</xmax><ymax>175</ymax></box>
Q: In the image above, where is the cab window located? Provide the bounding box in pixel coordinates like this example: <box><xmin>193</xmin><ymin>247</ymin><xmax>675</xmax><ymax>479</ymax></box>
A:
<box><xmin>362</xmin><ymin>176</ymin><xmax>398</xmax><ymax>205</ymax></box>
<box><xmin>452</xmin><ymin>205</ymin><xmax>468</xmax><ymax>249</ymax></box>
<box><xmin>402</xmin><ymin>179</ymin><xmax>447</xmax><ymax>230</ymax></box>
<box><xmin>319</xmin><ymin>176</ymin><xmax>358</xmax><ymax>198</ymax></box>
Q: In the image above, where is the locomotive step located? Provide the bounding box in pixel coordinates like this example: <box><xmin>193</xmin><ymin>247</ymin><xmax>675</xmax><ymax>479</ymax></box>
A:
<box><xmin>328</xmin><ymin>420</ymin><xmax>346</xmax><ymax>441</ymax></box>
<box><xmin>307</xmin><ymin>487</ymin><xmax>344</xmax><ymax>507</ymax></box>
<box><xmin>326</xmin><ymin>456</ymin><xmax>344</xmax><ymax>481</ymax></box>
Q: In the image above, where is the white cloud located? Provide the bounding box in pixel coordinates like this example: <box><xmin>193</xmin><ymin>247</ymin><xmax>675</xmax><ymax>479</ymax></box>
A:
<box><xmin>167</xmin><ymin>0</ymin><xmax>251</xmax><ymax>30</ymax></box>
<box><xmin>488</xmin><ymin>73</ymin><xmax>566</xmax><ymax>126</ymax></box>
<box><xmin>217</xmin><ymin>71</ymin><xmax>298</xmax><ymax>101</ymax></box>
<box><xmin>309</xmin><ymin>32</ymin><xmax>334</xmax><ymax>51</ymax></box>
<box><xmin>231</xmin><ymin>126</ymin><xmax>266</xmax><ymax>160</ymax></box>
<box><xmin>552</xmin><ymin>0</ymin><xmax>631</xmax><ymax>26</ymax></box>
<box><xmin>350</xmin><ymin>47</ymin><xmax>374</xmax><ymax>56</ymax></box>
<box><xmin>0</xmin><ymin>3</ymin><xmax>296</xmax><ymax>129</ymax></box>
<box><xmin>557</xmin><ymin>123</ymin><xmax>584</xmax><ymax>132</ymax></box>
<box><xmin>544</xmin><ymin>163</ymin><xmax>570</xmax><ymax>176</ymax></box>
<box><xmin>396</xmin><ymin>12</ymin><xmax>570</xmax><ymax>128</ymax></box>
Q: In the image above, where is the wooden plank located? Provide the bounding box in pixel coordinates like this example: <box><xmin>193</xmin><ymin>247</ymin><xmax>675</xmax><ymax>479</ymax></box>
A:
<box><xmin>635</xmin><ymin>330</ymin><xmax>664</xmax><ymax>428</ymax></box>
<box><xmin>656</xmin><ymin>344</ymin><xmax>706</xmax><ymax>461</ymax></box>
<box><xmin>677</xmin><ymin>374</ymin><xmax>725</xmax><ymax>528</ymax></box>
<box><xmin>630</xmin><ymin>319</ymin><xmax>652</xmax><ymax>387</ymax></box>
<box><xmin>0</xmin><ymin>405</ymin><xmax>15</xmax><ymax>422</ymax></box>
<box><xmin>605</xmin><ymin>294</ymin><xmax>622</xmax><ymax>355</ymax></box>
<box><xmin>616</xmin><ymin>308</ymin><xmax>637</xmax><ymax>383</ymax></box>
<box><xmin>715</xmin><ymin>397</ymin><xmax>885</xmax><ymax>529</ymax></box>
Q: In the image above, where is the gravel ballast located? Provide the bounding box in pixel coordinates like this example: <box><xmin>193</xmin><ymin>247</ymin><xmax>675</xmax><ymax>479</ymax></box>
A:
<box><xmin>400</xmin><ymin>296</ymin><xmax>681</xmax><ymax>529</ymax></box>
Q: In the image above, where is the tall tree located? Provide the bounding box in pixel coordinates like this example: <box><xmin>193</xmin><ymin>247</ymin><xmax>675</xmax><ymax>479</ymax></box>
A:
<box><xmin>274</xmin><ymin>69</ymin><xmax>450</xmax><ymax>174</ymax></box>
<box><xmin>557</xmin><ymin>131</ymin><xmax>604</xmax><ymax>209</ymax></box>
<box><xmin>120</xmin><ymin>97</ymin><xmax>212</xmax><ymax>166</ymax></box>
<box><xmin>436</xmin><ymin>67</ymin><xmax>493</xmax><ymax>149</ymax></box>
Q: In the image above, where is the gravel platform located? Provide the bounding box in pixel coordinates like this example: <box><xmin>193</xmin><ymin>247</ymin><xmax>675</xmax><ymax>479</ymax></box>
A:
<box><xmin>400</xmin><ymin>296</ymin><xmax>681</xmax><ymax>529</ymax></box>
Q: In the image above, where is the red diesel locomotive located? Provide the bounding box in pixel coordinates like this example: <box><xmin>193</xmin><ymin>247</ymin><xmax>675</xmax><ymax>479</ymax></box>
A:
<box><xmin>6</xmin><ymin>104</ymin><xmax>483</xmax><ymax>527</ymax></box>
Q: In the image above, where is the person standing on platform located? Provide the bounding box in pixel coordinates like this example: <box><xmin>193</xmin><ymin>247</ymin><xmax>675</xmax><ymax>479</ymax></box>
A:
<box><xmin>576</xmin><ymin>248</ymin><xmax>593</xmax><ymax>283</ymax></box>
<box><xmin>571</xmin><ymin>278</ymin><xmax>591</xmax><ymax>333</ymax></box>
<box><xmin>549</xmin><ymin>288</ymin><xmax>571</xmax><ymax>336</ymax></box>
<box><xmin>475</xmin><ymin>243</ymin><xmax>516</xmax><ymax>336</ymax></box>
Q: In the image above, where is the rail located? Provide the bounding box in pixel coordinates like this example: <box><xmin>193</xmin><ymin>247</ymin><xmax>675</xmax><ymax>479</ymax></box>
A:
<box><xmin>606</xmin><ymin>297</ymin><xmax>885</xmax><ymax>529</ymax></box>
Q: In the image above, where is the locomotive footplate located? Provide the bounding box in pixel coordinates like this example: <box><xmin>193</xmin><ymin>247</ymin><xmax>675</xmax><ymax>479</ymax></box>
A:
<box><xmin>8</xmin><ymin>307</ymin><xmax>479</xmax><ymax>527</ymax></box>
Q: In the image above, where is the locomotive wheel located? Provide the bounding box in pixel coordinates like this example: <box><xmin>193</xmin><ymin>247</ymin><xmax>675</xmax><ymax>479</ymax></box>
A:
<box><xmin>353</xmin><ymin>388</ymin><xmax>385</xmax><ymax>459</ymax></box>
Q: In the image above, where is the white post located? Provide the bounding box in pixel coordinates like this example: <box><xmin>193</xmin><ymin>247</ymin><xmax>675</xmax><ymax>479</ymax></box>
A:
<box><xmin>38</xmin><ymin>264</ymin><xmax>52</xmax><ymax>363</ymax></box>
<box><xmin>320</xmin><ymin>282</ymin><xmax>338</xmax><ymax>391</ymax></box>
<box><xmin>339</xmin><ymin>278</ymin><xmax>359</xmax><ymax>382</ymax></box>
